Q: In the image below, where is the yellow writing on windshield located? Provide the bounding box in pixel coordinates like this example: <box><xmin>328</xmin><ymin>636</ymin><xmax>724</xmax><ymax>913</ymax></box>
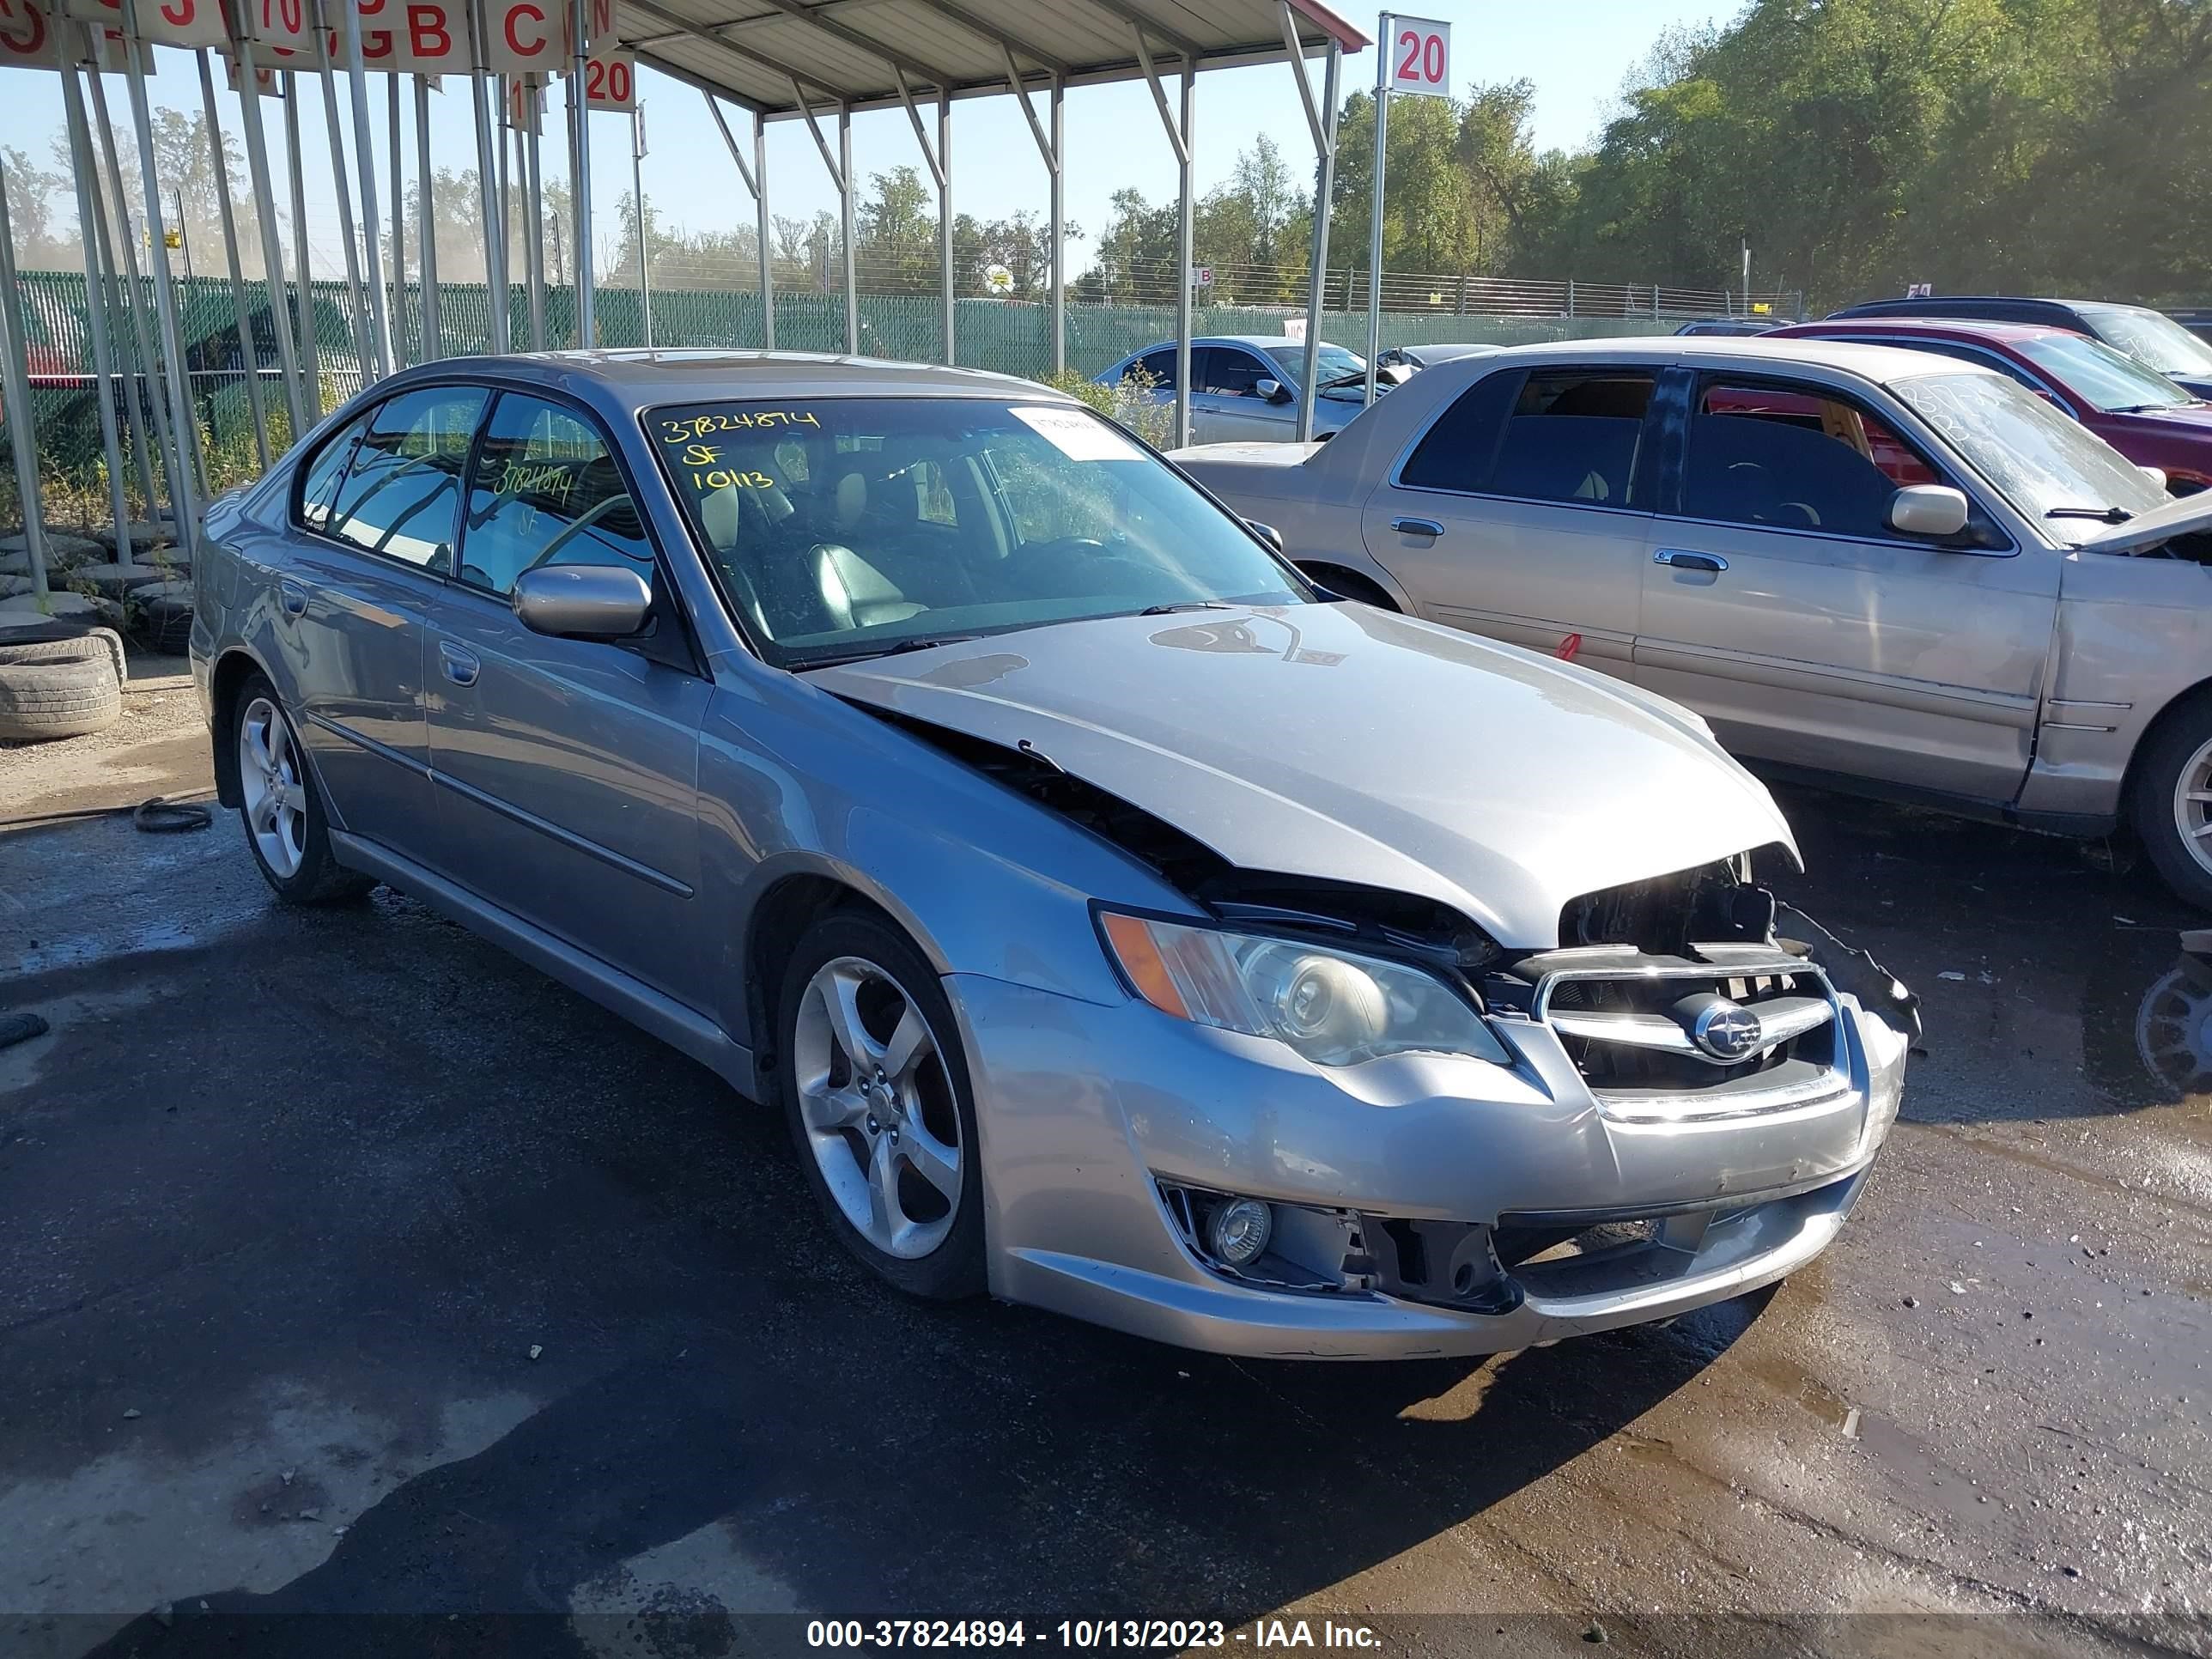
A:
<box><xmin>692</xmin><ymin>470</ymin><xmax>777</xmax><ymax>491</ymax></box>
<box><xmin>497</xmin><ymin>459</ymin><xmax>579</xmax><ymax>501</ymax></box>
<box><xmin>658</xmin><ymin>410</ymin><xmax>820</xmax><ymax>445</ymax></box>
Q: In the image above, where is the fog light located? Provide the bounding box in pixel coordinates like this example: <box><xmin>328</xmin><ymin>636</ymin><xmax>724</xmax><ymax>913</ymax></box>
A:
<box><xmin>1207</xmin><ymin>1198</ymin><xmax>1273</xmax><ymax>1267</ymax></box>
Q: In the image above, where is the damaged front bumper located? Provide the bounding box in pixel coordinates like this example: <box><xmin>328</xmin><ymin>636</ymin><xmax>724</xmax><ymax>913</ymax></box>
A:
<box><xmin>951</xmin><ymin>923</ymin><xmax>1911</xmax><ymax>1361</ymax></box>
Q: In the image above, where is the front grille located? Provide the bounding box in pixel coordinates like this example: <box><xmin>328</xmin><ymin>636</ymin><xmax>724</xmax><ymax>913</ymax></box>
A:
<box><xmin>1510</xmin><ymin>945</ymin><xmax>1852</xmax><ymax>1121</ymax></box>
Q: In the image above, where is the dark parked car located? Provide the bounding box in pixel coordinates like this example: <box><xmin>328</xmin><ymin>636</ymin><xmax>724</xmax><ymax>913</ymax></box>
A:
<box><xmin>1825</xmin><ymin>296</ymin><xmax>2212</xmax><ymax>399</ymax></box>
<box><xmin>1675</xmin><ymin>317</ymin><xmax>1779</xmax><ymax>337</ymax></box>
<box><xmin>2172</xmin><ymin>309</ymin><xmax>2212</xmax><ymax>345</ymax></box>
<box><xmin>1774</xmin><ymin>318</ymin><xmax>2212</xmax><ymax>494</ymax></box>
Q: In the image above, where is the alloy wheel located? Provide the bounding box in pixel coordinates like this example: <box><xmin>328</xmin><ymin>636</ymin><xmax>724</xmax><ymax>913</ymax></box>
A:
<box><xmin>791</xmin><ymin>955</ymin><xmax>963</xmax><ymax>1260</ymax></box>
<box><xmin>2175</xmin><ymin>735</ymin><xmax>2212</xmax><ymax>880</ymax></box>
<box><xmin>239</xmin><ymin>695</ymin><xmax>307</xmax><ymax>880</ymax></box>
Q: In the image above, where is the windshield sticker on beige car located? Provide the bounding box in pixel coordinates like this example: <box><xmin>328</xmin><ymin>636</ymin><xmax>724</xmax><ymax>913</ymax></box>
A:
<box><xmin>1010</xmin><ymin>404</ymin><xmax>1143</xmax><ymax>462</ymax></box>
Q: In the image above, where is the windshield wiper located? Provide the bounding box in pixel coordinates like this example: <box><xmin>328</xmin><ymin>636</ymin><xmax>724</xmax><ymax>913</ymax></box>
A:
<box><xmin>2045</xmin><ymin>505</ymin><xmax>2135</xmax><ymax>523</ymax></box>
<box><xmin>1139</xmin><ymin>601</ymin><xmax>1235</xmax><ymax>615</ymax></box>
<box><xmin>800</xmin><ymin>634</ymin><xmax>983</xmax><ymax>668</ymax></box>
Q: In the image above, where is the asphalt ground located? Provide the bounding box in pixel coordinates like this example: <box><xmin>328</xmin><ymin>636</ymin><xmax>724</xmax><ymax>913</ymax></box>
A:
<box><xmin>1</xmin><ymin>707</ymin><xmax>2208</xmax><ymax>1659</ymax></box>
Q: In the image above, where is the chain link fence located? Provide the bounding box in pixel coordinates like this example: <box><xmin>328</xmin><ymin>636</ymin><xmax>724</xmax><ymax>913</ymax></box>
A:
<box><xmin>4</xmin><ymin>269</ymin><xmax>1679</xmax><ymax>534</ymax></box>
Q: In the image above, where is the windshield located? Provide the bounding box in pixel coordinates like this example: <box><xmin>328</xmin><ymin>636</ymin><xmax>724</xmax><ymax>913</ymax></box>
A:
<box><xmin>2075</xmin><ymin>303</ymin><xmax>2212</xmax><ymax>378</ymax></box>
<box><xmin>1894</xmin><ymin>372</ymin><xmax>2170</xmax><ymax>531</ymax></box>
<box><xmin>2016</xmin><ymin>332</ymin><xmax>2196</xmax><ymax>411</ymax></box>
<box><xmin>650</xmin><ymin>398</ymin><xmax>1308</xmax><ymax>667</ymax></box>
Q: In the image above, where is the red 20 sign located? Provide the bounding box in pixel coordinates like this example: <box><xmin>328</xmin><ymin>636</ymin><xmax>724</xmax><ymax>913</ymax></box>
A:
<box><xmin>1383</xmin><ymin>14</ymin><xmax>1449</xmax><ymax>98</ymax></box>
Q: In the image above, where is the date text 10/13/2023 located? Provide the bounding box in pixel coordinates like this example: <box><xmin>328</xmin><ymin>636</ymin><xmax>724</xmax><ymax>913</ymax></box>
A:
<box><xmin>804</xmin><ymin>1620</ymin><xmax>1385</xmax><ymax>1650</ymax></box>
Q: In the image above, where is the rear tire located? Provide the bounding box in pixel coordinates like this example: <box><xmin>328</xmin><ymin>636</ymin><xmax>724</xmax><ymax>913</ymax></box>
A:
<box><xmin>2132</xmin><ymin>692</ymin><xmax>2212</xmax><ymax>912</ymax></box>
<box><xmin>230</xmin><ymin>672</ymin><xmax>373</xmax><ymax>906</ymax></box>
<box><xmin>775</xmin><ymin>911</ymin><xmax>986</xmax><ymax>1301</ymax></box>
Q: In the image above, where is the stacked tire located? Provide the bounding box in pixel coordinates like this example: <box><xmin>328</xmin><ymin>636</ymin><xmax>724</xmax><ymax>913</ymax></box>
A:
<box><xmin>0</xmin><ymin>622</ymin><xmax>126</xmax><ymax>744</ymax></box>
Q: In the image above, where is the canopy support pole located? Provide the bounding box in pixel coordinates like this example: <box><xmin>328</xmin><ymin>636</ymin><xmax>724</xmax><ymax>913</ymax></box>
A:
<box><xmin>791</xmin><ymin>81</ymin><xmax>855</xmax><ymax>353</ymax></box>
<box><xmin>0</xmin><ymin>153</ymin><xmax>52</xmax><ymax>600</ymax></box>
<box><xmin>525</xmin><ymin>99</ymin><xmax>549</xmax><ymax>349</ymax></box>
<box><xmin>232</xmin><ymin>34</ymin><xmax>307</xmax><ymax>438</ymax></box>
<box><xmin>632</xmin><ymin>103</ymin><xmax>651</xmax><ymax>345</ymax></box>
<box><xmin>198</xmin><ymin>49</ymin><xmax>271</xmax><ymax>470</ymax></box>
<box><xmin>895</xmin><ymin>67</ymin><xmax>951</xmax><ymax>366</ymax></box>
<box><xmin>569</xmin><ymin>0</ymin><xmax>596</xmax><ymax>346</ymax></box>
<box><xmin>387</xmin><ymin>72</ymin><xmax>406</xmax><ymax>366</ymax></box>
<box><xmin>1132</xmin><ymin>26</ymin><xmax>1193</xmax><ymax>447</ymax></box>
<box><xmin>280</xmin><ymin>73</ymin><xmax>325</xmax><ymax>410</ymax></box>
<box><xmin>1003</xmin><ymin>50</ymin><xmax>1065</xmax><ymax>378</ymax></box>
<box><xmin>88</xmin><ymin>64</ymin><xmax>187</xmax><ymax>536</ymax></box>
<box><xmin>338</xmin><ymin>0</ymin><xmax>394</xmax><ymax>377</ymax></box>
<box><xmin>465</xmin><ymin>0</ymin><xmax>510</xmax><ymax>350</ymax></box>
<box><xmin>314</xmin><ymin>27</ymin><xmax>380</xmax><ymax>381</ymax></box>
<box><xmin>119</xmin><ymin>0</ymin><xmax>207</xmax><ymax>544</ymax></box>
<box><xmin>703</xmin><ymin>91</ymin><xmax>774</xmax><ymax>349</ymax></box>
<box><xmin>1282</xmin><ymin>10</ymin><xmax>1340</xmax><ymax>442</ymax></box>
<box><xmin>416</xmin><ymin>76</ymin><xmax>441</xmax><ymax>357</ymax></box>
<box><xmin>57</xmin><ymin>52</ymin><xmax>135</xmax><ymax>564</ymax></box>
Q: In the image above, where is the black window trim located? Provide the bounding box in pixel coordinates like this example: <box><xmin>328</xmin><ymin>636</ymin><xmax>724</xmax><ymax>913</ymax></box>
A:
<box><xmin>287</xmin><ymin>383</ymin><xmax>490</xmax><ymax>580</ymax></box>
<box><xmin>1662</xmin><ymin>367</ymin><xmax>2021</xmax><ymax>558</ymax></box>
<box><xmin>1386</xmin><ymin>362</ymin><xmax>1665</xmax><ymax>519</ymax></box>
<box><xmin>291</xmin><ymin>373</ymin><xmax>708</xmax><ymax>676</ymax></box>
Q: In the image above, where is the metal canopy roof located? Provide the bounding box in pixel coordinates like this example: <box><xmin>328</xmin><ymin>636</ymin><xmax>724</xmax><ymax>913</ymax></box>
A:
<box><xmin>619</xmin><ymin>0</ymin><xmax>1370</xmax><ymax>119</ymax></box>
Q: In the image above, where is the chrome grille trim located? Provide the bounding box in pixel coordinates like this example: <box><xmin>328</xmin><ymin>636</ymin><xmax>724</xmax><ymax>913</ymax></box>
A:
<box><xmin>1526</xmin><ymin>949</ymin><xmax>1854</xmax><ymax>1120</ymax></box>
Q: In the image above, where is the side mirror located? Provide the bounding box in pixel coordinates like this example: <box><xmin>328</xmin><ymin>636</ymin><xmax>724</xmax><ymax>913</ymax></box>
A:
<box><xmin>2142</xmin><ymin>465</ymin><xmax>2171</xmax><ymax>493</ymax></box>
<box><xmin>1256</xmin><ymin>378</ymin><xmax>1294</xmax><ymax>404</ymax></box>
<box><xmin>1245</xmin><ymin>519</ymin><xmax>1286</xmax><ymax>552</ymax></box>
<box><xmin>1888</xmin><ymin>483</ymin><xmax>1971</xmax><ymax>539</ymax></box>
<box><xmin>512</xmin><ymin>564</ymin><xmax>653</xmax><ymax>641</ymax></box>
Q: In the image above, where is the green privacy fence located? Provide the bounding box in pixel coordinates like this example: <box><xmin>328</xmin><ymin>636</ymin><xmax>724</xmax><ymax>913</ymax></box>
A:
<box><xmin>4</xmin><ymin>268</ymin><xmax>1674</xmax><ymax>532</ymax></box>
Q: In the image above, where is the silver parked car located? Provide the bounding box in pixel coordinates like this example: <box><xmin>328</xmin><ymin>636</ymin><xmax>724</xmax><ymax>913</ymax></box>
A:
<box><xmin>191</xmin><ymin>350</ymin><xmax>1912</xmax><ymax>1360</ymax></box>
<box><xmin>1096</xmin><ymin>336</ymin><xmax>1377</xmax><ymax>442</ymax></box>
<box><xmin>1172</xmin><ymin>337</ymin><xmax>2212</xmax><ymax>909</ymax></box>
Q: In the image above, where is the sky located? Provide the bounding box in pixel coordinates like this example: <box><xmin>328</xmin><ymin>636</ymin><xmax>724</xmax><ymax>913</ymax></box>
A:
<box><xmin>2</xmin><ymin>0</ymin><xmax>1729</xmax><ymax>282</ymax></box>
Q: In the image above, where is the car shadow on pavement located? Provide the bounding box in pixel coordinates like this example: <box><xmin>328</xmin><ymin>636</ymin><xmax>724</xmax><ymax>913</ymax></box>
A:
<box><xmin>72</xmin><ymin>1270</ymin><xmax>1766</xmax><ymax>1657</ymax></box>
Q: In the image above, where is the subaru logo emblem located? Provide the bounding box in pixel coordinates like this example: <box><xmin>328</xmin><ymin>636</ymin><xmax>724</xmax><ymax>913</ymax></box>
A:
<box><xmin>1691</xmin><ymin>998</ymin><xmax>1763</xmax><ymax>1061</ymax></box>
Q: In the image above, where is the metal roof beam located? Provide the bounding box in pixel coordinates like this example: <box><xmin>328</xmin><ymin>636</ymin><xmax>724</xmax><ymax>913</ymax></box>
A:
<box><xmin>1002</xmin><ymin>45</ymin><xmax>1059</xmax><ymax>172</ymax></box>
<box><xmin>739</xmin><ymin>0</ymin><xmax>963</xmax><ymax>91</ymax></box>
<box><xmin>893</xmin><ymin>65</ymin><xmax>945</xmax><ymax>190</ymax></box>
<box><xmin>1130</xmin><ymin>23</ymin><xmax>1187</xmax><ymax>167</ymax></box>
<box><xmin>624</xmin><ymin>0</ymin><xmax>846</xmax><ymax>103</ymax></box>
<box><xmin>1083</xmin><ymin>0</ymin><xmax>1201</xmax><ymax>63</ymax></box>
<box><xmin>906</xmin><ymin>0</ymin><xmax>1068</xmax><ymax>76</ymax></box>
<box><xmin>1279</xmin><ymin>0</ymin><xmax>1328</xmax><ymax>157</ymax></box>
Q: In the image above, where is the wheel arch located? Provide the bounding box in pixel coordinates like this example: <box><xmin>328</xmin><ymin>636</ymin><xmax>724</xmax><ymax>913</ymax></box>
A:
<box><xmin>2121</xmin><ymin>676</ymin><xmax>2212</xmax><ymax>814</ymax></box>
<box><xmin>209</xmin><ymin>646</ymin><xmax>279</xmax><ymax>810</ymax></box>
<box><xmin>1297</xmin><ymin>558</ymin><xmax>1408</xmax><ymax>611</ymax></box>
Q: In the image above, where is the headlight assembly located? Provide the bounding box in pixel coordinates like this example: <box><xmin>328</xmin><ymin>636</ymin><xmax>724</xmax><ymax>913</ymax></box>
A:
<box><xmin>1097</xmin><ymin>911</ymin><xmax>1511</xmax><ymax>1067</ymax></box>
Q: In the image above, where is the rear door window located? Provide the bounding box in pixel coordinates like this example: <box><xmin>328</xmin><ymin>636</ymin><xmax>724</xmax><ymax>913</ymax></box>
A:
<box><xmin>1396</xmin><ymin>368</ymin><xmax>1520</xmax><ymax>493</ymax></box>
<box><xmin>1195</xmin><ymin>349</ymin><xmax>1267</xmax><ymax>398</ymax></box>
<box><xmin>1487</xmin><ymin>370</ymin><xmax>1655</xmax><ymax>507</ymax></box>
<box><xmin>1686</xmin><ymin>380</ymin><xmax>1938</xmax><ymax>538</ymax></box>
<box><xmin>323</xmin><ymin>386</ymin><xmax>487</xmax><ymax>571</ymax></box>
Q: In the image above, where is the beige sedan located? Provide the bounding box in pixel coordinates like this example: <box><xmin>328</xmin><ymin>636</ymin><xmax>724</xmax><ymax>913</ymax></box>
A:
<box><xmin>1174</xmin><ymin>337</ymin><xmax>2212</xmax><ymax>907</ymax></box>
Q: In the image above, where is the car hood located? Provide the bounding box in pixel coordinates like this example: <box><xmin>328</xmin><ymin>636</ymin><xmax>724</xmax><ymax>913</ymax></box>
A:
<box><xmin>2073</xmin><ymin>486</ymin><xmax>2212</xmax><ymax>553</ymax></box>
<box><xmin>804</xmin><ymin>605</ymin><xmax>1796</xmax><ymax>946</ymax></box>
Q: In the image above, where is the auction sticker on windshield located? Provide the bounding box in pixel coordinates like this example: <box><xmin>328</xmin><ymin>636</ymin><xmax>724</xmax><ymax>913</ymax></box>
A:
<box><xmin>1010</xmin><ymin>404</ymin><xmax>1143</xmax><ymax>462</ymax></box>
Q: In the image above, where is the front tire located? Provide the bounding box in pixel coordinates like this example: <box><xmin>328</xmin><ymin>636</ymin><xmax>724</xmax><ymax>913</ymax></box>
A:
<box><xmin>232</xmin><ymin>673</ymin><xmax>372</xmax><ymax>905</ymax></box>
<box><xmin>2133</xmin><ymin>694</ymin><xmax>2212</xmax><ymax>912</ymax></box>
<box><xmin>775</xmin><ymin>912</ymin><xmax>986</xmax><ymax>1300</ymax></box>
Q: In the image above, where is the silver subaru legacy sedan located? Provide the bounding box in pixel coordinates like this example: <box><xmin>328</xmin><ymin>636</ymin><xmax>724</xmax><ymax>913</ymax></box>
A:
<box><xmin>190</xmin><ymin>350</ymin><xmax>1916</xmax><ymax>1360</ymax></box>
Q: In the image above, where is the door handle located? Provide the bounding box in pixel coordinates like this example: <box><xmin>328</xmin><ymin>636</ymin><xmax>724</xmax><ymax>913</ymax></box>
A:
<box><xmin>1391</xmin><ymin>517</ymin><xmax>1444</xmax><ymax>538</ymax></box>
<box><xmin>277</xmin><ymin>578</ymin><xmax>308</xmax><ymax>617</ymax></box>
<box><xmin>1653</xmin><ymin>548</ymin><xmax>1729</xmax><ymax>573</ymax></box>
<box><xmin>438</xmin><ymin>641</ymin><xmax>480</xmax><ymax>688</ymax></box>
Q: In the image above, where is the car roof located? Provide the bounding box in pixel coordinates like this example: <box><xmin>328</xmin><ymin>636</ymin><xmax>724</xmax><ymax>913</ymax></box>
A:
<box><xmin>385</xmin><ymin>348</ymin><xmax>1063</xmax><ymax>404</ymax></box>
<box><xmin>1471</xmin><ymin>334</ymin><xmax>1998</xmax><ymax>386</ymax></box>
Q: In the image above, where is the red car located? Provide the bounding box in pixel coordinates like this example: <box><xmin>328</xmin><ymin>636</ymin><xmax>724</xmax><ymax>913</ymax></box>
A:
<box><xmin>1771</xmin><ymin>318</ymin><xmax>2212</xmax><ymax>495</ymax></box>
